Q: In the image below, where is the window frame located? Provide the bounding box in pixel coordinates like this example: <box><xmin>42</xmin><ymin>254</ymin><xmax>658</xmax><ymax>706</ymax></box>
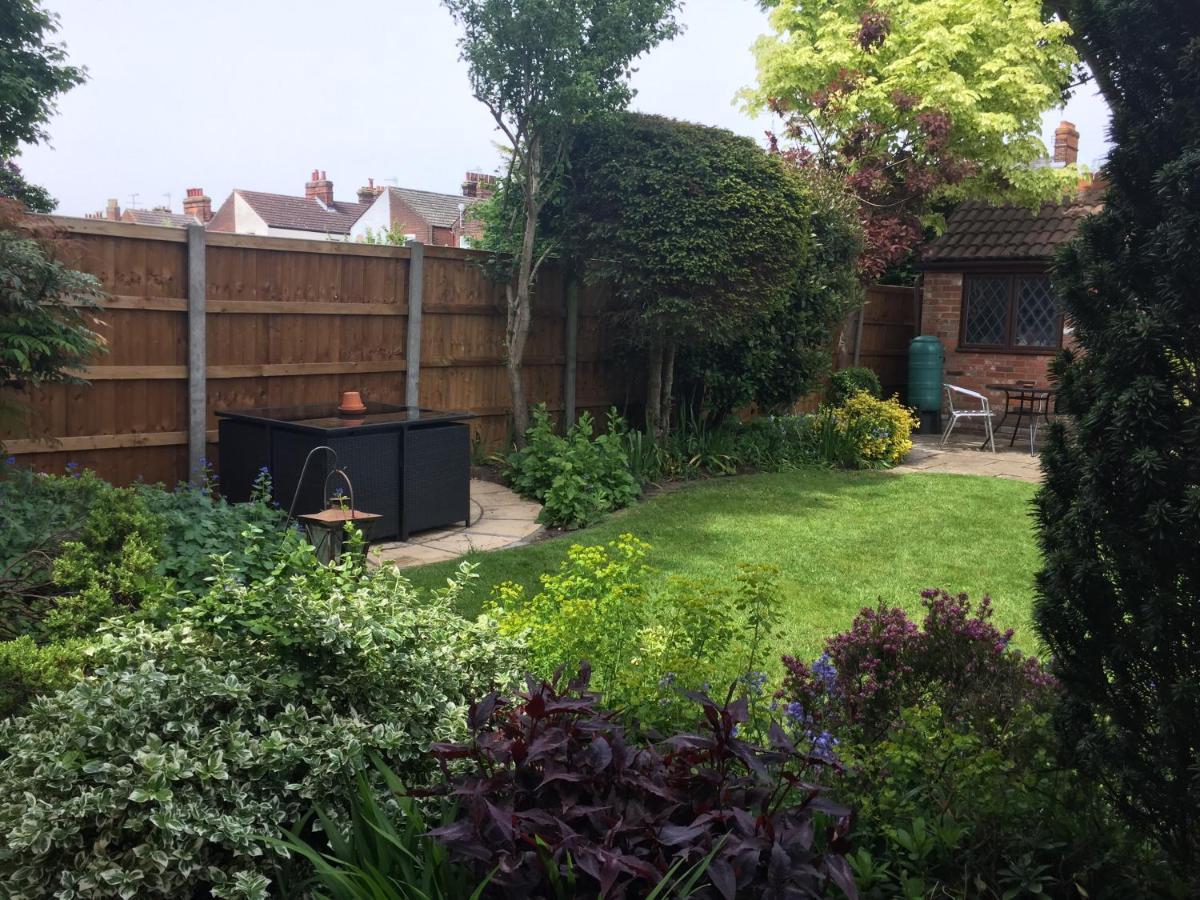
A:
<box><xmin>958</xmin><ymin>270</ymin><xmax>1063</xmax><ymax>355</ymax></box>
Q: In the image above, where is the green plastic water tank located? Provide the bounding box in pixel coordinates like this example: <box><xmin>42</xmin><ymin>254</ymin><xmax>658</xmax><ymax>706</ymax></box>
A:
<box><xmin>908</xmin><ymin>335</ymin><xmax>944</xmax><ymax>412</ymax></box>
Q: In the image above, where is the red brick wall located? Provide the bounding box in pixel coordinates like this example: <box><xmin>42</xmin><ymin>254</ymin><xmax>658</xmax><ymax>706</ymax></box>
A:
<box><xmin>920</xmin><ymin>271</ymin><xmax>1060</xmax><ymax>415</ymax></box>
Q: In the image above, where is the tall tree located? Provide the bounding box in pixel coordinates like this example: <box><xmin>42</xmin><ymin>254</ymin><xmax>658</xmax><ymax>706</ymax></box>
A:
<box><xmin>560</xmin><ymin>113</ymin><xmax>860</xmax><ymax>435</ymax></box>
<box><xmin>440</xmin><ymin>0</ymin><xmax>679</xmax><ymax>440</ymax></box>
<box><xmin>1034</xmin><ymin>0</ymin><xmax>1200</xmax><ymax>879</ymax></box>
<box><xmin>748</xmin><ymin>0</ymin><xmax>1079</xmax><ymax>278</ymax></box>
<box><xmin>0</xmin><ymin>0</ymin><xmax>85</xmax><ymax>211</ymax></box>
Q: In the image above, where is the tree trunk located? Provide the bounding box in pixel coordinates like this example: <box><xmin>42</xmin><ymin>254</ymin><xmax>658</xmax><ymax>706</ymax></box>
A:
<box><xmin>506</xmin><ymin>135</ymin><xmax>542</xmax><ymax>445</ymax></box>
<box><xmin>659</xmin><ymin>340</ymin><xmax>676</xmax><ymax>439</ymax></box>
<box><xmin>645</xmin><ymin>338</ymin><xmax>663</xmax><ymax>438</ymax></box>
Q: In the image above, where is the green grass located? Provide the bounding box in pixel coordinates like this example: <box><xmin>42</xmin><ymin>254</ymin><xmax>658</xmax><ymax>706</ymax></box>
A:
<box><xmin>405</xmin><ymin>469</ymin><xmax>1043</xmax><ymax>661</ymax></box>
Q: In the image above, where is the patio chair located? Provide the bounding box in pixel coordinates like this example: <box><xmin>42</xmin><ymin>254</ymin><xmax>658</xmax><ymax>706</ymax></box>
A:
<box><xmin>942</xmin><ymin>384</ymin><xmax>996</xmax><ymax>453</ymax></box>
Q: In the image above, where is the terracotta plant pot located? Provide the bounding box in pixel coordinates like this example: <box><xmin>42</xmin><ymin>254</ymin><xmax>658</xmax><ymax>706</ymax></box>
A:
<box><xmin>338</xmin><ymin>391</ymin><xmax>366</xmax><ymax>416</ymax></box>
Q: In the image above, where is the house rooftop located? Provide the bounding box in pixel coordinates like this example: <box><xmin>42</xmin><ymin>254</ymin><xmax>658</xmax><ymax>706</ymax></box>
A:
<box><xmin>385</xmin><ymin>185</ymin><xmax>481</xmax><ymax>228</ymax></box>
<box><xmin>921</xmin><ymin>184</ymin><xmax>1105</xmax><ymax>266</ymax></box>
<box><xmin>234</xmin><ymin>189</ymin><xmax>371</xmax><ymax>235</ymax></box>
<box><xmin>122</xmin><ymin>208</ymin><xmax>198</xmax><ymax>228</ymax></box>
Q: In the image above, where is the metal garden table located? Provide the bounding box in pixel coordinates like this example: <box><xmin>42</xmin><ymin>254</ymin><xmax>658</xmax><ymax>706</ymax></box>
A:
<box><xmin>985</xmin><ymin>383</ymin><xmax>1056</xmax><ymax>455</ymax></box>
<box><xmin>216</xmin><ymin>402</ymin><xmax>474</xmax><ymax>540</ymax></box>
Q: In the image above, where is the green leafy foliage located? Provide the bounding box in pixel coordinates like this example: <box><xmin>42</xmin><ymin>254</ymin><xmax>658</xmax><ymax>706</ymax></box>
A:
<box><xmin>440</xmin><ymin>0</ymin><xmax>681</xmax><ymax>438</ymax></box>
<box><xmin>0</xmin><ymin>221</ymin><xmax>105</xmax><ymax>429</ymax></box>
<box><xmin>504</xmin><ymin>405</ymin><xmax>639</xmax><ymax>529</ymax></box>
<box><xmin>560</xmin><ymin>112</ymin><xmax>860</xmax><ymax>431</ymax></box>
<box><xmin>488</xmin><ymin>534</ymin><xmax>780</xmax><ymax>731</ymax></box>
<box><xmin>276</xmin><ymin>755</ymin><xmax>490</xmax><ymax>900</ymax></box>
<box><xmin>826</xmin><ymin>367</ymin><xmax>882</xmax><ymax>407</ymax></box>
<box><xmin>0</xmin><ymin>539</ymin><xmax>526</xmax><ymax>898</ymax></box>
<box><xmin>748</xmin><ymin>0</ymin><xmax>1079</xmax><ymax>276</ymax></box>
<box><xmin>0</xmin><ymin>464</ymin><xmax>163</xmax><ymax>640</ymax></box>
<box><xmin>0</xmin><ymin>633</ymin><xmax>85</xmax><ymax>718</ymax></box>
<box><xmin>1034</xmin><ymin>0</ymin><xmax>1200</xmax><ymax>879</ymax></box>
<box><xmin>134</xmin><ymin>467</ymin><xmax>285</xmax><ymax>597</ymax></box>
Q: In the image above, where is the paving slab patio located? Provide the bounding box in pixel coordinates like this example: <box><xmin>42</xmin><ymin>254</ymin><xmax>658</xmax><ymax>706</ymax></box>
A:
<box><xmin>893</xmin><ymin>434</ymin><xmax>1043</xmax><ymax>482</ymax></box>
<box><xmin>370</xmin><ymin>479</ymin><xmax>543</xmax><ymax>569</ymax></box>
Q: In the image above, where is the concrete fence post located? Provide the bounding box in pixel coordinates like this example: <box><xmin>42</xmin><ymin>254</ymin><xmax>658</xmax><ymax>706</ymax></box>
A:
<box><xmin>186</xmin><ymin>223</ymin><xmax>207</xmax><ymax>485</ymax></box>
<box><xmin>405</xmin><ymin>241</ymin><xmax>424</xmax><ymax>409</ymax></box>
<box><xmin>564</xmin><ymin>272</ymin><xmax>579</xmax><ymax>425</ymax></box>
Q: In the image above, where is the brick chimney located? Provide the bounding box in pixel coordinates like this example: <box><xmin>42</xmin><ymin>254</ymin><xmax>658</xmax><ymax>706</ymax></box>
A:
<box><xmin>462</xmin><ymin>172</ymin><xmax>496</xmax><ymax>200</ymax></box>
<box><xmin>1054</xmin><ymin>120</ymin><xmax>1080</xmax><ymax>166</ymax></box>
<box><xmin>305</xmin><ymin>169</ymin><xmax>334</xmax><ymax>205</ymax></box>
<box><xmin>182</xmin><ymin>187</ymin><xmax>212</xmax><ymax>223</ymax></box>
<box><xmin>105</xmin><ymin>198</ymin><xmax>121</xmax><ymax>220</ymax></box>
<box><xmin>357</xmin><ymin>177</ymin><xmax>383</xmax><ymax>204</ymax></box>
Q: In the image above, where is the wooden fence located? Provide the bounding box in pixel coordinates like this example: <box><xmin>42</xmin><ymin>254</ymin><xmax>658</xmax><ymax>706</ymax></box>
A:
<box><xmin>837</xmin><ymin>283</ymin><xmax>921</xmax><ymax>400</ymax></box>
<box><xmin>2</xmin><ymin>217</ymin><xmax>920</xmax><ymax>486</ymax></box>
<box><xmin>3</xmin><ymin>218</ymin><xmax>627</xmax><ymax>486</ymax></box>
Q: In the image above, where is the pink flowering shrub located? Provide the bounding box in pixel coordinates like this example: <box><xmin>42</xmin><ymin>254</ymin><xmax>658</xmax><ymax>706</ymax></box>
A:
<box><xmin>780</xmin><ymin>589</ymin><xmax>1054</xmax><ymax>741</ymax></box>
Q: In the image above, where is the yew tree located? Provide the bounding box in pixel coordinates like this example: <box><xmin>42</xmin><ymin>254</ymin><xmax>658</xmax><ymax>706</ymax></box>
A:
<box><xmin>1035</xmin><ymin>0</ymin><xmax>1200</xmax><ymax>878</ymax></box>
<box><xmin>748</xmin><ymin>0</ymin><xmax>1079</xmax><ymax>277</ymax></box>
<box><xmin>441</xmin><ymin>0</ymin><xmax>679</xmax><ymax>440</ymax></box>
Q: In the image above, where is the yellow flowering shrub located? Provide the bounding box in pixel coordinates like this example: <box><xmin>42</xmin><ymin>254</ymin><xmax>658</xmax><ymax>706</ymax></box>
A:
<box><xmin>822</xmin><ymin>390</ymin><xmax>919</xmax><ymax>467</ymax></box>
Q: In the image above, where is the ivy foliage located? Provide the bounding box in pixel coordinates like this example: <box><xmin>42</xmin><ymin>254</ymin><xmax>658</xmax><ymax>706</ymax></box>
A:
<box><xmin>1034</xmin><ymin>0</ymin><xmax>1200</xmax><ymax>879</ymax></box>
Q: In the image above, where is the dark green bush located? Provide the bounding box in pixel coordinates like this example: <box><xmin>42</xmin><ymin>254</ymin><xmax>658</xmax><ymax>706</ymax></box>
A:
<box><xmin>825</xmin><ymin>366</ymin><xmax>882</xmax><ymax>407</ymax></box>
<box><xmin>504</xmin><ymin>405</ymin><xmax>639</xmax><ymax>529</ymax></box>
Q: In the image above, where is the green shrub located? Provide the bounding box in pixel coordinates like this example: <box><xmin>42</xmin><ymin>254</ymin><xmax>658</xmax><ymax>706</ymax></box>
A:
<box><xmin>0</xmin><ymin>464</ymin><xmax>164</xmax><ymax>640</ymax></box>
<box><xmin>825</xmin><ymin>366</ymin><xmax>882</xmax><ymax>407</ymax></box>
<box><xmin>842</xmin><ymin>705</ymin><xmax>1168</xmax><ymax>899</ymax></box>
<box><xmin>488</xmin><ymin>534</ymin><xmax>779</xmax><ymax>730</ymax></box>
<box><xmin>0</xmin><ymin>536</ymin><xmax>526</xmax><ymax>899</ymax></box>
<box><xmin>0</xmin><ymin>634</ymin><xmax>87</xmax><ymax>718</ymax></box>
<box><xmin>135</xmin><ymin>467</ymin><xmax>285</xmax><ymax>596</ymax></box>
<box><xmin>505</xmin><ymin>405</ymin><xmax>639</xmax><ymax>529</ymax></box>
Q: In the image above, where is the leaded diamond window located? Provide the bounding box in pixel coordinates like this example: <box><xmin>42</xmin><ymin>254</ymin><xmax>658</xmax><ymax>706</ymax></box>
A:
<box><xmin>1015</xmin><ymin>276</ymin><xmax>1059</xmax><ymax>347</ymax></box>
<box><xmin>963</xmin><ymin>276</ymin><xmax>1010</xmax><ymax>346</ymax></box>
<box><xmin>960</xmin><ymin>273</ymin><xmax>1061</xmax><ymax>351</ymax></box>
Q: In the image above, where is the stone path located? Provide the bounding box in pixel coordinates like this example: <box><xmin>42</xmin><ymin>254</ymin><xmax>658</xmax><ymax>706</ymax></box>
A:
<box><xmin>370</xmin><ymin>479</ymin><xmax>543</xmax><ymax>569</ymax></box>
<box><xmin>892</xmin><ymin>434</ymin><xmax>1043</xmax><ymax>482</ymax></box>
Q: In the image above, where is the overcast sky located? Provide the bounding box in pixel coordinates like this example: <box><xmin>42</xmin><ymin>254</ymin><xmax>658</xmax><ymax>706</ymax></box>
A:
<box><xmin>18</xmin><ymin>0</ymin><xmax>1112</xmax><ymax>218</ymax></box>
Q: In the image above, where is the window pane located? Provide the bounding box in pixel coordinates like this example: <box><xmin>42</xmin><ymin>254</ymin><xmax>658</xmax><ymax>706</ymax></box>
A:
<box><xmin>1015</xmin><ymin>275</ymin><xmax>1059</xmax><ymax>347</ymax></box>
<box><xmin>963</xmin><ymin>276</ymin><xmax>1009</xmax><ymax>345</ymax></box>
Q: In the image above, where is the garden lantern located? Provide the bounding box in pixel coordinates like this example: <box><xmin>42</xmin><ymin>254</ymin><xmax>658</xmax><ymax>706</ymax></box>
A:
<box><xmin>296</xmin><ymin>507</ymin><xmax>382</xmax><ymax>565</ymax></box>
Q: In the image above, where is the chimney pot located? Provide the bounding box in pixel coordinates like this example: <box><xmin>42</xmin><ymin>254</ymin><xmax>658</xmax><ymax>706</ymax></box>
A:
<box><xmin>1053</xmin><ymin>120</ymin><xmax>1080</xmax><ymax>166</ymax></box>
<box><xmin>306</xmin><ymin>170</ymin><xmax>335</xmax><ymax>205</ymax></box>
<box><xmin>182</xmin><ymin>187</ymin><xmax>213</xmax><ymax>224</ymax></box>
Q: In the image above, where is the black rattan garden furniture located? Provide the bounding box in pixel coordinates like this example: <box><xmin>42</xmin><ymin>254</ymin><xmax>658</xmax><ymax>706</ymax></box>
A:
<box><xmin>216</xmin><ymin>402</ymin><xmax>474</xmax><ymax>541</ymax></box>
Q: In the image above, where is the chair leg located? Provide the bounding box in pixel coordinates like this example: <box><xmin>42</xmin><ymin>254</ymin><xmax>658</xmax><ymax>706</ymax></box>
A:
<box><xmin>941</xmin><ymin>413</ymin><xmax>957</xmax><ymax>446</ymax></box>
<box><xmin>985</xmin><ymin>414</ymin><xmax>996</xmax><ymax>453</ymax></box>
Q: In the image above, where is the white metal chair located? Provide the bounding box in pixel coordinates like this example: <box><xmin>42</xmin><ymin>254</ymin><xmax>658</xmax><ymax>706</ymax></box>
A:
<box><xmin>942</xmin><ymin>384</ymin><xmax>996</xmax><ymax>453</ymax></box>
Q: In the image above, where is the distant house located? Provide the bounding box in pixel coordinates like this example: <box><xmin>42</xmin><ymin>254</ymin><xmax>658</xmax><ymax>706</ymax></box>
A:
<box><xmin>206</xmin><ymin>171</ymin><xmax>370</xmax><ymax>239</ymax></box>
<box><xmin>86</xmin><ymin>170</ymin><xmax>498</xmax><ymax>245</ymax></box>
<box><xmin>350</xmin><ymin>172</ymin><xmax>495</xmax><ymax>247</ymax></box>
<box><xmin>85</xmin><ymin>194</ymin><xmax>207</xmax><ymax>227</ymax></box>
<box><xmin>916</xmin><ymin>121</ymin><xmax>1104</xmax><ymax>409</ymax></box>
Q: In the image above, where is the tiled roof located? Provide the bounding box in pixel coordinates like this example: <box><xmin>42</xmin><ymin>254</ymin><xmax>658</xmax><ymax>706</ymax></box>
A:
<box><xmin>123</xmin><ymin>208</ymin><xmax>198</xmax><ymax>228</ymax></box>
<box><xmin>387</xmin><ymin>186</ymin><xmax>480</xmax><ymax>227</ymax></box>
<box><xmin>921</xmin><ymin>186</ymin><xmax>1104</xmax><ymax>264</ymax></box>
<box><xmin>235</xmin><ymin>190</ymin><xmax>370</xmax><ymax>234</ymax></box>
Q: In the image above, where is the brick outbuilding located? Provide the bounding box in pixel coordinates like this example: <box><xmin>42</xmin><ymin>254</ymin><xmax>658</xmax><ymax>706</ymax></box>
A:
<box><xmin>917</xmin><ymin>178</ymin><xmax>1103</xmax><ymax>416</ymax></box>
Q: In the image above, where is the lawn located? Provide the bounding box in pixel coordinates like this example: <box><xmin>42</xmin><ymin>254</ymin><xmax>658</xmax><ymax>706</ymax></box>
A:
<box><xmin>404</xmin><ymin>469</ymin><xmax>1044</xmax><ymax>661</ymax></box>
